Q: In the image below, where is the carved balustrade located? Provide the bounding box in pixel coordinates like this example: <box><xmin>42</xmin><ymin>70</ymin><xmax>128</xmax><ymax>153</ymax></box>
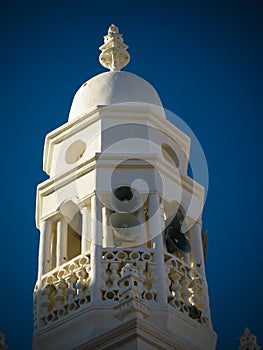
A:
<box><xmin>34</xmin><ymin>254</ymin><xmax>91</xmax><ymax>328</ymax></box>
<box><xmin>165</xmin><ymin>252</ymin><xmax>211</xmax><ymax>327</ymax></box>
<box><xmin>100</xmin><ymin>248</ymin><xmax>157</xmax><ymax>303</ymax></box>
<box><xmin>34</xmin><ymin>249</ymin><xmax>211</xmax><ymax>330</ymax></box>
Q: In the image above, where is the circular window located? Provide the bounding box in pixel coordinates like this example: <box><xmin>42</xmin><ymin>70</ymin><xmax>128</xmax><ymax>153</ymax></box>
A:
<box><xmin>65</xmin><ymin>140</ymin><xmax>86</xmax><ymax>164</ymax></box>
<box><xmin>161</xmin><ymin>143</ymin><xmax>179</xmax><ymax>167</ymax></box>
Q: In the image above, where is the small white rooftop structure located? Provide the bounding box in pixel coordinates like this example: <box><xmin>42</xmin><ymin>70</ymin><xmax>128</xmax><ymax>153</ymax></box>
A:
<box><xmin>68</xmin><ymin>24</ymin><xmax>163</xmax><ymax>121</ymax></box>
<box><xmin>68</xmin><ymin>71</ymin><xmax>163</xmax><ymax>121</ymax></box>
<box><xmin>239</xmin><ymin>327</ymin><xmax>261</xmax><ymax>350</ymax></box>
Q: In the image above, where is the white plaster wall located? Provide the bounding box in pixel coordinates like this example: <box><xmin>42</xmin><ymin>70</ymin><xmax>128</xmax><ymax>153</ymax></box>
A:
<box><xmin>48</xmin><ymin>120</ymin><xmax>101</xmax><ymax>177</ymax></box>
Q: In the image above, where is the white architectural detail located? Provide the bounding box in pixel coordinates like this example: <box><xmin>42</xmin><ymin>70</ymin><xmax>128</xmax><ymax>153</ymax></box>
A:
<box><xmin>99</xmin><ymin>24</ymin><xmax>130</xmax><ymax>72</ymax></box>
<box><xmin>33</xmin><ymin>25</ymin><xmax>217</xmax><ymax>350</ymax></box>
<box><xmin>239</xmin><ymin>328</ymin><xmax>261</xmax><ymax>350</ymax></box>
<box><xmin>68</xmin><ymin>73</ymin><xmax>163</xmax><ymax>121</ymax></box>
<box><xmin>114</xmin><ymin>263</ymin><xmax>150</xmax><ymax>321</ymax></box>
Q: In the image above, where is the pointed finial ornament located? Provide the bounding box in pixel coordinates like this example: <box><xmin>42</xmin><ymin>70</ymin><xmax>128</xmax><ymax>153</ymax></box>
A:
<box><xmin>239</xmin><ymin>327</ymin><xmax>261</xmax><ymax>350</ymax></box>
<box><xmin>99</xmin><ymin>24</ymin><xmax>130</xmax><ymax>71</ymax></box>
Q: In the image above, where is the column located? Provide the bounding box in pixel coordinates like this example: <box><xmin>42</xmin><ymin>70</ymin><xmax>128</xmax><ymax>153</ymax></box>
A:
<box><xmin>38</xmin><ymin>219</ymin><xmax>52</xmax><ymax>283</ymax></box>
<box><xmin>81</xmin><ymin>206</ymin><xmax>89</xmax><ymax>254</ymax></box>
<box><xmin>56</xmin><ymin>217</ymin><xmax>68</xmax><ymax>267</ymax></box>
<box><xmin>102</xmin><ymin>206</ymin><xmax>113</xmax><ymax>247</ymax></box>
<box><xmin>189</xmin><ymin>220</ymin><xmax>205</xmax><ymax>276</ymax></box>
<box><xmin>90</xmin><ymin>194</ymin><xmax>102</xmax><ymax>303</ymax></box>
<box><xmin>137</xmin><ymin>205</ymin><xmax>146</xmax><ymax>246</ymax></box>
<box><xmin>37</xmin><ymin>220</ymin><xmax>52</xmax><ymax>325</ymax></box>
<box><xmin>148</xmin><ymin>193</ymin><xmax>167</xmax><ymax>304</ymax></box>
<box><xmin>189</xmin><ymin>220</ymin><xmax>211</xmax><ymax>324</ymax></box>
<box><xmin>183</xmin><ymin>247</ymin><xmax>190</xmax><ymax>265</ymax></box>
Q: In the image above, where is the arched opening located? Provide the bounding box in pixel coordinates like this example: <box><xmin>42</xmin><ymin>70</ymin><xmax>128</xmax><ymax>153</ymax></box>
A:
<box><xmin>164</xmin><ymin>203</ymin><xmax>190</xmax><ymax>260</ymax></box>
<box><xmin>60</xmin><ymin>200</ymin><xmax>82</xmax><ymax>262</ymax></box>
<box><xmin>67</xmin><ymin>211</ymin><xmax>81</xmax><ymax>261</ymax></box>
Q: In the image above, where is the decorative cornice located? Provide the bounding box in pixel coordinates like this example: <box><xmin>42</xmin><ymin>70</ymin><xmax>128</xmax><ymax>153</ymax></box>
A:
<box><xmin>43</xmin><ymin>105</ymin><xmax>190</xmax><ymax>175</ymax></box>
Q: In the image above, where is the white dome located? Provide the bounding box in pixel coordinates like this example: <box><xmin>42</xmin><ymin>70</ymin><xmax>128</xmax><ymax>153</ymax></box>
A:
<box><xmin>68</xmin><ymin>71</ymin><xmax>163</xmax><ymax>121</ymax></box>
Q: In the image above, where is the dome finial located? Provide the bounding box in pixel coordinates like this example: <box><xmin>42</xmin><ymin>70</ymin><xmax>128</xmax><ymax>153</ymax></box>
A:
<box><xmin>99</xmin><ymin>24</ymin><xmax>130</xmax><ymax>71</ymax></box>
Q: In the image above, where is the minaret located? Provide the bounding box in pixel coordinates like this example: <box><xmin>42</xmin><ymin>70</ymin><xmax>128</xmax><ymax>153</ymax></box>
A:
<box><xmin>239</xmin><ymin>328</ymin><xmax>261</xmax><ymax>350</ymax></box>
<box><xmin>33</xmin><ymin>25</ymin><xmax>217</xmax><ymax>350</ymax></box>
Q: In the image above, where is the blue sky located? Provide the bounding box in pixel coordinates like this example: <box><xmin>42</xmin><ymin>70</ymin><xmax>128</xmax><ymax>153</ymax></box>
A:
<box><xmin>0</xmin><ymin>1</ymin><xmax>262</xmax><ymax>349</ymax></box>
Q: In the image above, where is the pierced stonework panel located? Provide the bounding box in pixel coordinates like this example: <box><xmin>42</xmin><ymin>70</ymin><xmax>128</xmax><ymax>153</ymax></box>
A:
<box><xmin>165</xmin><ymin>252</ymin><xmax>211</xmax><ymax>328</ymax></box>
<box><xmin>101</xmin><ymin>248</ymin><xmax>157</xmax><ymax>304</ymax></box>
<box><xmin>34</xmin><ymin>254</ymin><xmax>91</xmax><ymax>329</ymax></box>
<box><xmin>34</xmin><ymin>248</ymin><xmax>212</xmax><ymax>331</ymax></box>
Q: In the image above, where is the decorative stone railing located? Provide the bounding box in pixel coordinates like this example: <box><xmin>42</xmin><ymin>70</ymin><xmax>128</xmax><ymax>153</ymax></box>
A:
<box><xmin>34</xmin><ymin>249</ymin><xmax>211</xmax><ymax>330</ymax></box>
<box><xmin>34</xmin><ymin>254</ymin><xmax>91</xmax><ymax>329</ymax></box>
<box><xmin>101</xmin><ymin>248</ymin><xmax>157</xmax><ymax>303</ymax></box>
<box><xmin>165</xmin><ymin>252</ymin><xmax>211</xmax><ymax>327</ymax></box>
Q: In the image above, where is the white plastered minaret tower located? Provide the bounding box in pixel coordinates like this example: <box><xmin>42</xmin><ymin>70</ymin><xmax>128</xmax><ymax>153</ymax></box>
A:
<box><xmin>33</xmin><ymin>25</ymin><xmax>217</xmax><ymax>350</ymax></box>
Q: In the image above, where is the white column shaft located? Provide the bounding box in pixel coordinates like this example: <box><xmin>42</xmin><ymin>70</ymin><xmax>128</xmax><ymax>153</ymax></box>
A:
<box><xmin>148</xmin><ymin>193</ymin><xmax>167</xmax><ymax>304</ymax></box>
<box><xmin>37</xmin><ymin>220</ymin><xmax>52</xmax><ymax>327</ymax></box>
<box><xmin>90</xmin><ymin>194</ymin><xmax>102</xmax><ymax>303</ymax></box>
<box><xmin>56</xmin><ymin>218</ymin><xmax>68</xmax><ymax>267</ymax></box>
<box><xmin>189</xmin><ymin>221</ymin><xmax>205</xmax><ymax>276</ymax></box>
<box><xmin>38</xmin><ymin>220</ymin><xmax>52</xmax><ymax>282</ymax></box>
<box><xmin>189</xmin><ymin>221</ymin><xmax>212</xmax><ymax>324</ymax></box>
<box><xmin>183</xmin><ymin>251</ymin><xmax>190</xmax><ymax>265</ymax></box>
<box><xmin>81</xmin><ymin>206</ymin><xmax>89</xmax><ymax>254</ymax></box>
<box><xmin>102</xmin><ymin>206</ymin><xmax>113</xmax><ymax>247</ymax></box>
<box><xmin>137</xmin><ymin>205</ymin><xmax>146</xmax><ymax>245</ymax></box>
